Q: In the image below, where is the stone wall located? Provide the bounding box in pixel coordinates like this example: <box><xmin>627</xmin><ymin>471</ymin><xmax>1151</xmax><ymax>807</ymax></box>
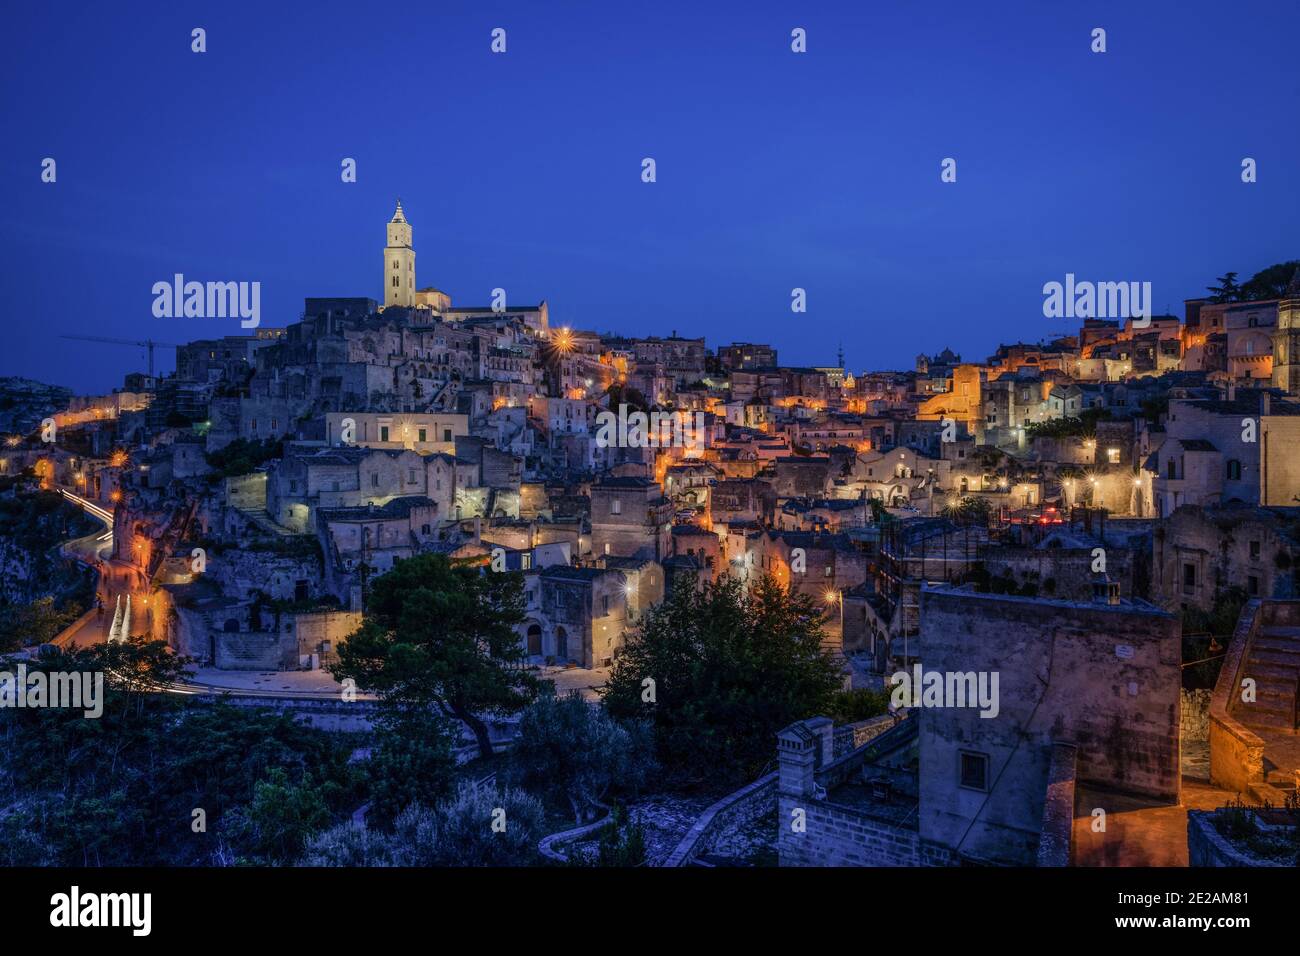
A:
<box><xmin>214</xmin><ymin>630</ymin><xmax>291</xmax><ymax>670</ymax></box>
<box><xmin>918</xmin><ymin>586</ymin><xmax>1180</xmax><ymax>866</ymax></box>
<box><xmin>982</xmin><ymin>544</ymin><xmax>1136</xmax><ymax>603</ymax></box>
<box><xmin>1209</xmin><ymin>600</ymin><xmax>1265</xmax><ymax>793</ymax></box>
<box><xmin>778</xmin><ymin>793</ymin><xmax>944</xmax><ymax>866</ymax></box>
<box><xmin>1181</xmin><ymin>688</ymin><xmax>1211</xmax><ymax>743</ymax></box>
<box><xmin>291</xmin><ymin>610</ymin><xmax>362</xmax><ymax>667</ymax></box>
<box><xmin>664</xmin><ymin>772</ymin><xmax>777</xmax><ymax>867</ymax></box>
<box><xmin>1035</xmin><ymin>743</ymin><xmax>1077</xmax><ymax>867</ymax></box>
<box><xmin>225</xmin><ymin>472</ymin><xmax>267</xmax><ymax>511</ymax></box>
<box><xmin>1187</xmin><ymin>810</ymin><xmax>1290</xmax><ymax>867</ymax></box>
<box><xmin>833</xmin><ymin>713</ymin><xmax>905</xmax><ymax>758</ymax></box>
<box><xmin>210</xmin><ymin>546</ymin><xmax>323</xmax><ymax>603</ymax></box>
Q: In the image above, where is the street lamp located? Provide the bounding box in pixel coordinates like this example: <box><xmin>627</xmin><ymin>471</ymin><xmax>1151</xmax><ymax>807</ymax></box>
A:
<box><xmin>824</xmin><ymin>588</ymin><xmax>843</xmax><ymax>643</ymax></box>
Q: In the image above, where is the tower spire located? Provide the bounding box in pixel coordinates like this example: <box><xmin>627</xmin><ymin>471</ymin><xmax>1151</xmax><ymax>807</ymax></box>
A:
<box><xmin>384</xmin><ymin>201</ymin><xmax>415</xmax><ymax>307</ymax></box>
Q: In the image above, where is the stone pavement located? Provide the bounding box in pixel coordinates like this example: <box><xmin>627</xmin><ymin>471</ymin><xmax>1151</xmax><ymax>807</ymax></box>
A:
<box><xmin>1071</xmin><ymin>777</ymin><xmax>1240</xmax><ymax>867</ymax></box>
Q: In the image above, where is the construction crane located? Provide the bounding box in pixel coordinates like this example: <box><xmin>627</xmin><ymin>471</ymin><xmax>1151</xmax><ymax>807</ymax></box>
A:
<box><xmin>60</xmin><ymin>335</ymin><xmax>182</xmax><ymax>378</ymax></box>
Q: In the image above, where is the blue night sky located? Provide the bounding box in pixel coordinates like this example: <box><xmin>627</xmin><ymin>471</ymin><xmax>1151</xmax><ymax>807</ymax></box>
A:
<box><xmin>2</xmin><ymin>0</ymin><xmax>1298</xmax><ymax>393</ymax></box>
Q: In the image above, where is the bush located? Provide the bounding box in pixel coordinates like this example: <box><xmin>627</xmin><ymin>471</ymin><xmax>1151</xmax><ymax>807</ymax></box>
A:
<box><xmin>510</xmin><ymin>691</ymin><xmax>656</xmax><ymax>824</ymax></box>
<box><xmin>827</xmin><ymin>688</ymin><xmax>891</xmax><ymax>724</ymax></box>
<box><xmin>300</xmin><ymin>822</ymin><xmax>396</xmax><ymax>867</ymax></box>
<box><xmin>401</xmin><ymin>782</ymin><xmax>545</xmax><ymax>867</ymax></box>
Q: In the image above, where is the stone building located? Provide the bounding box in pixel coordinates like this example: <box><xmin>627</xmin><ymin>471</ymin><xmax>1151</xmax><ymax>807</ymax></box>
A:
<box><xmin>589</xmin><ymin>475</ymin><xmax>672</xmax><ymax>561</ymax></box>
<box><xmin>533</xmin><ymin>565</ymin><xmax>631</xmax><ymax>667</ymax></box>
<box><xmin>778</xmin><ymin>584</ymin><xmax>1180</xmax><ymax>867</ymax></box>
<box><xmin>383</xmin><ymin>200</ymin><xmax>416</xmax><ymax>309</ymax></box>
<box><xmin>1152</xmin><ymin>504</ymin><xmax>1300</xmax><ymax>612</ymax></box>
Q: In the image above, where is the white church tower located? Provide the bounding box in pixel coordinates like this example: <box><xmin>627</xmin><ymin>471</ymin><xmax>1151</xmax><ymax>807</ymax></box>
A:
<box><xmin>384</xmin><ymin>200</ymin><xmax>415</xmax><ymax>308</ymax></box>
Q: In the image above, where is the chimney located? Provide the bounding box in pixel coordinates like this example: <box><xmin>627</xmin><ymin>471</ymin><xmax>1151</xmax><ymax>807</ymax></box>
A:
<box><xmin>1262</xmin><ymin>392</ymin><xmax>1271</xmax><ymax>416</ymax></box>
<box><xmin>777</xmin><ymin>721</ymin><xmax>819</xmax><ymax>798</ymax></box>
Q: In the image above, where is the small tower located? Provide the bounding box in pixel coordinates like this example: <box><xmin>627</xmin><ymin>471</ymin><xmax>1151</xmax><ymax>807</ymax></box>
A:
<box><xmin>383</xmin><ymin>200</ymin><xmax>416</xmax><ymax>308</ymax></box>
<box><xmin>1271</xmin><ymin>268</ymin><xmax>1300</xmax><ymax>396</ymax></box>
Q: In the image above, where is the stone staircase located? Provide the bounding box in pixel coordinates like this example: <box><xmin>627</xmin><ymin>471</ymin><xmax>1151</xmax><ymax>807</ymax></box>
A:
<box><xmin>1238</xmin><ymin>624</ymin><xmax>1300</xmax><ymax>734</ymax></box>
<box><xmin>1231</xmin><ymin>609</ymin><xmax>1300</xmax><ymax>803</ymax></box>
<box><xmin>237</xmin><ymin>507</ymin><xmax>297</xmax><ymax>537</ymax></box>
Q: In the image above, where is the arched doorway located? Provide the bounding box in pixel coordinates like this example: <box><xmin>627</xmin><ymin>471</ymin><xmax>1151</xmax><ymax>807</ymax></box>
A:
<box><xmin>555</xmin><ymin>626</ymin><xmax>568</xmax><ymax>662</ymax></box>
<box><xmin>527</xmin><ymin>624</ymin><xmax>542</xmax><ymax>656</ymax></box>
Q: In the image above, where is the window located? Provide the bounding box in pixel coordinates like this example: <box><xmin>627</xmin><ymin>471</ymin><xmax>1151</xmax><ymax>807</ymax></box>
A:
<box><xmin>443</xmin><ymin>428</ymin><xmax>452</xmax><ymax>442</ymax></box>
<box><xmin>371</xmin><ymin>473</ymin><xmax>379</xmax><ymax>488</ymax></box>
<box><xmin>407</xmin><ymin>469</ymin><xmax>417</xmax><ymax>483</ymax></box>
<box><xmin>380</xmin><ymin>426</ymin><xmax>389</xmax><ymax>442</ymax></box>
<box><xmin>959</xmin><ymin>752</ymin><xmax>989</xmax><ymax>792</ymax></box>
<box><xmin>602</xmin><ymin>596</ymin><xmax>609</xmax><ymax>614</ymax></box>
<box><xmin>1107</xmin><ymin>448</ymin><xmax>1120</xmax><ymax>464</ymax></box>
<box><xmin>1250</xmin><ymin>540</ymin><xmax>1260</xmax><ymax>560</ymax></box>
<box><xmin>1167</xmin><ymin>459</ymin><xmax>1177</xmax><ymax>480</ymax></box>
<box><xmin>418</xmin><ymin>428</ymin><xmax>427</xmax><ymax>442</ymax></box>
<box><xmin>1227</xmin><ymin>460</ymin><xmax>1242</xmax><ymax>481</ymax></box>
<box><xmin>392</xmin><ymin>276</ymin><xmax>398</xmax><ymax>287</ymax></box>
<box><xmin>1183</xmin><ymin>563</ymin><xmax>1196</xmax><ymax>595</ymax></box>
<box><xmin>521</xmin><ymin>553</ymin><xmax>531</xmax><ymax>570</ymax></box>
<box><xmin>611</xmin><ymin>498</ymin><xmax>622</xmax><ymax>515</ymax></box>
<box><xmin>1248</xmin><ymin>575</ymin><xmax>1260</xmax><ymax>596</ymax></box>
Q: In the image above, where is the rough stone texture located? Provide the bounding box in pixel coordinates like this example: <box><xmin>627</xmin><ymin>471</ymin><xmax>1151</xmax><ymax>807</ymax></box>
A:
<box><xmin>1209</xmin><ymin>600</ymin><xmax>1266</xmax><ymax>794</ymax></box>
<box><xmin>565</xmin><ymin>794</ymin><xmax>715</xmax><ymax>866</ymax></box>
<box><xmin>1180</xmin><ymin>688</ymin><xmax>1211</xmax><ymax>743</ymax></box>
<box><xmin>663</xmin><ymin>772</ymin><xmax>776</xmax><ymax>866</ymax></box>
<box><xmin>1187</xmin><ymin>810</ymin><xmax>1290</xmax><ymax>867</ymax></box>
<box><xmin>833</xmin><ymin>713</ymin><xmax>900</xmax><ymax>758</ymax></box>
<box><xmin>918</xmin><ymin>586</ymin><xmax>1180</xmax><ymax>867</ymax></box>
<box><xmin>1035</xmin><ymin>743</ymin><xmax>1076</xmax><ymax>867</ymax></box>
<box><xmin>774</xmin><ymin>716</ymin><xmax>953</xmax><ymax>866</ymax></box>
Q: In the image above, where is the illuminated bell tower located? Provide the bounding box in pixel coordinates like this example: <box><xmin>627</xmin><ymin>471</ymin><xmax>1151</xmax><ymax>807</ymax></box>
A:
<box><xmin>384</xmin><ymin>199</ymin><xmax>416</xmax><ymax>308</ymax></box>
<box><xmin>1272</xmin><ymin>268</ymin><xmax>1300</xmax><ymax>396</ymax></box>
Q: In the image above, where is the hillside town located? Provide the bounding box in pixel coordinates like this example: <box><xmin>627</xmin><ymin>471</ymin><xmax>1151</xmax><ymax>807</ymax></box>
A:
<box><xmin>3</xmin><ymin>202</ymin><xmax>1299</xmax><ymax>870</ymax></box>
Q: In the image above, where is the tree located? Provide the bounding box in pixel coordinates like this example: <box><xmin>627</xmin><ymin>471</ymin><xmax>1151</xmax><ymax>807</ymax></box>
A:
<box><xmin>219</xmin><ymin>767</ymin><xmax>334</xmax><ymax>864</ymax></box>
<box><xmin>1206</xmin><ymin>272</ymin><xmax>1241</xmax><ymax>303</ymax></box>
<box><xmin>602</xmin><ymin>575</ymin><xmax>844</xmax><ymax>789</ymax></box>
<box><xmin>594</xmin><ymin>804</ymin><xmax>647</xmax><ymax>867</ymax></box>
<box><xmin>298</xmin><ymin>781</ymin><xmax>546</xmax><ymax>867</ymax></box>
<box><xmin>364</xmin><ymin>709</ymin><xmax>457</xmax><ymax>828</ymax></box>
<box><xmin>1239</xmin><ymin>261</ymin><xmax>1300</xmax><ymax>301</ymax></box>
<box><xmin>0</xmin><ymin>597</ymin><xmax>80</xmax><ymax>652</ymax></box>
<box><xmin>510</xmin><ymin>690</ymin><xmax>656</xmax><ymax>824</ymax></box>
<box><xmin>0</xmin><ymin>641</ymin><xmax>357</xmax><ymax>866</ymax></box>
<box><xmin>331</xmin><ymin>553</ymin><xmax>541</xmax><ymax>759</ymax></box>
<box><xmin>827</xmin><ymin>687</ymin><xmax>891</xmax><ymax>724</ymax></box>
<box><xmin>204</xmin><ymin>437</ymin><xmax>283</xmax><ymax>479</ymax></box>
